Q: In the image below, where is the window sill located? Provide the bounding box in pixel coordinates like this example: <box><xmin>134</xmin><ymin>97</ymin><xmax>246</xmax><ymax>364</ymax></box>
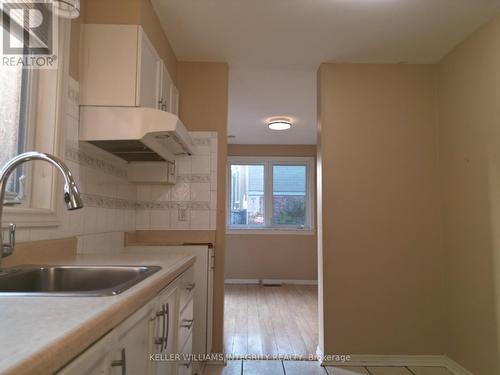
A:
<box><xmin>226</xmin><ymin>228</ymin><xmax>316</xmax><ymax>236</ymax></box>
<box><xmin>2</xmin><ymin>207</ymin><xmax>60</xmax><ymax>228</ymax></box>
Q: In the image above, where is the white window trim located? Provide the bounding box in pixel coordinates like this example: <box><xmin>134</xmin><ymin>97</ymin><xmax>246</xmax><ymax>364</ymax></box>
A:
<box><xmin>226</xmin><ymin>156</ymin><xmax>315</xmax><ymax>234</ymax></box>
<box><xmin>2</xmin><ymin>19</ymin><xmax>72</xmax><ymax>228</ymax></box>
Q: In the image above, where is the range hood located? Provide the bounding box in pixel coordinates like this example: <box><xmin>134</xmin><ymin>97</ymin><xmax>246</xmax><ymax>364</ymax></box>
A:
<box><xmin>79</xmin><ymin>107</ymin><xmax>193</xmax><ymax>162</ymax></box>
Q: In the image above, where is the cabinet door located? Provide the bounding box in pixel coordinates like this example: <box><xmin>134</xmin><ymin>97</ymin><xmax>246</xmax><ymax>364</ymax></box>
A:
<box><xmin>111</xmin><ymin>304</ymin><xmax>154</xmax><ymax>375</ymax></box>
<box><xmin>176</xmin><ymin>334</ymin><xmax>193</xmax><ymax>375</ymax></box>
<box><xmin>158</xmin><ymin>61</ymin><xmax>173</xmax><ymax>112</ymax></box>
<box><xmin>170</xmin><ymin>84</ymin><xmax>179</xmax><ymax>115</ymax></box>
<box><xmin>80</xmin><ymin>25</ymin><xmax>139</xmax><ymax>106</ymax></box>
<box><xmin>137</xmin><ymin>29</ymin><xmax>162</xmax><ymax>109</ymax></box>
<box><xmin>152</xmin><ymin>286</ymin><xmax>178</xmax><ymax>375</ymax></box>
<box><xmin>57</xmin><ymin>331</ymin><xmax>115</xmax><ymax>375</ymax></box>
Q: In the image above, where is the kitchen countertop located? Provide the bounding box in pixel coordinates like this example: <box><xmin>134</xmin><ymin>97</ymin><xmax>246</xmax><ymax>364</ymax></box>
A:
<box><xmin>0</xmin><ymin>252</ymin><xmax>195</xmax><ymax>375</ymax></box>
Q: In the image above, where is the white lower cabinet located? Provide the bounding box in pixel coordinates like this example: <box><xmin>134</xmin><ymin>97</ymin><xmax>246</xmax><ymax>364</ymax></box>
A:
<box><xmin>151</xmin><ymin>283</ymin><xmax>178</xmax><ymax>375</ymax></box>
<box><xmin>58</xmin><ymin>265</ymin><xmax>195</xmax><ymax>375</ymax></box>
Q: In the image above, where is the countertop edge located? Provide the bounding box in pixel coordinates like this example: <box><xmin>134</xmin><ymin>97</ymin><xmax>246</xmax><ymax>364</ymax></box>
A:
<box><xmin>3</xmin><ymin>256</ymin><xmax>196</xmax><ymax>375</ymax></box>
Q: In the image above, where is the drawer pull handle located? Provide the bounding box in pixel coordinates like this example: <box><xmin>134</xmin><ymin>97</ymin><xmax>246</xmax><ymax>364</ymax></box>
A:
<box><xmin>185</xmin><ymin>283</ymin><xmax>195</xmax><ymax>291</ymax></box>
<box><xmin>155</xmin><ymin>304</ymin><xmax>167</xmax><ymax>351</ymax></box>
<box><xmin>181</xmin><ymin>319</ymin><xmax>194</xmax><ymax>330</ymax></box>
<box><xmin>165</xmin><ymin>303</ymin><xmax>170</xmax><ymax>349</ymax></box>
<box><xmin>111</xmin><ymin>348</ymin><xmax>127</xmax><ymax>375</ymax></box>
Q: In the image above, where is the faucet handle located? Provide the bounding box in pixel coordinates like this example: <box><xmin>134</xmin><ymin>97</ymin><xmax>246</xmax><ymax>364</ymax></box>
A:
<box><xmin>2</xmin><ymin>224</ymin><xmax>16</xmax><ymax>258</ymax></box>
<box><xmin>8</xmin><ymin>224</ymin><xmax>15</xmax><ymax>249</ymax></box>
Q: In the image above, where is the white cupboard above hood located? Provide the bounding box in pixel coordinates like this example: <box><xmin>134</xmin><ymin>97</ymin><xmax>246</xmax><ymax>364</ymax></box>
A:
<box><xmin>79</xmin><ymin>106</ymin><xmax>193</xmax><ymax>163</ymax></box>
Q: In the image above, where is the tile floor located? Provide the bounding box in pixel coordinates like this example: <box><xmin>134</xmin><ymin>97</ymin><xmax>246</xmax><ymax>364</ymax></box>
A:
<box><xmin>203</xmin><ymin>361</ymin><xmax>454</xmax><ymax>375</ymax></box>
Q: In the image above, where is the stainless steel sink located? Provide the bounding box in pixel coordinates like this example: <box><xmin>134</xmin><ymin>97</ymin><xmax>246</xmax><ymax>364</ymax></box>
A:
<box><xmin>0</xmin><ymin>265</ymin><xmax>161</xmax><ymax>296</ymax></box>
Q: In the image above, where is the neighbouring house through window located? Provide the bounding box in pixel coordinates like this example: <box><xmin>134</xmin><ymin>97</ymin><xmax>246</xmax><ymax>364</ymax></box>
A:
<box><xmin>227</xmin><ymin>157</ymin><xmax>314</xmax><ymax>231</ymax></box>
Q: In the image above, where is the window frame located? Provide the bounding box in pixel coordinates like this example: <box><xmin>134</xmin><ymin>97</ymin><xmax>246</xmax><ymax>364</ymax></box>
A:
<box><xmin>226</xmin><ymin>156</ymin><xmax>315</xmax><ymax>234</ymax></box>
<box><xmin>2</xmin><ymin>19</ymin><xmax>71</xmax><ymax>228</ymax></box>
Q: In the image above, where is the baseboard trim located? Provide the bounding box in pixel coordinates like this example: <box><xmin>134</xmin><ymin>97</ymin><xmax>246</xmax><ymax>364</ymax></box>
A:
<box><xmin>320</xmin><ymin>355</ymin><xmax>473</xmax><ymax>375</ymax></box>
<box><xmin>224</xmin><ymin>278</ymin><xmax>318</xmax><ymax>285</ymax></box>
<box><xmin>444</xmin><ymin>357</ymin><xmax>474</xmax><ymax>375</ymax></box>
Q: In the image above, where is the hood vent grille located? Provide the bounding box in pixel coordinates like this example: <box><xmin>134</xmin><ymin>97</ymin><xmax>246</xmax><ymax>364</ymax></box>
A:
<box><xmin>89</xmin><ymin>140</ymin><xmax>165</xmax><ymax>162</ymax></box>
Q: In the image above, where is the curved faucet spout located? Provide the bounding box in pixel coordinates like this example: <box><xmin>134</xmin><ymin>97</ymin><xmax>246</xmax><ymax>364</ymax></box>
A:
<box><xmin>0</xmin><ymin>152</ymin><xmax>84</xmax><ymax>266</ymax></box>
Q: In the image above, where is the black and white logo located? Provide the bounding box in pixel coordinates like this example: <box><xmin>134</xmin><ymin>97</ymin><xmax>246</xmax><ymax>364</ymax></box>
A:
<box><xmin>1</xmin><ymin>0</ymin><xmax>59</xmax><ymax>68</ymax></box>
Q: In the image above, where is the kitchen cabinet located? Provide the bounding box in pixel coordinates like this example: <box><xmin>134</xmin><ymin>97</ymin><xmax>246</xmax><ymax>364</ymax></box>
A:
<box><xmin>81</xmin><ymin>24</ymin><xmax>179</xmax><ymax>114</ymax></box>
<box><xmin>58</xmin><ymin>265</ymin><xmax>194</xmax><ymax>375</ymax></box>
<box><xmin>151</xmin><ymin>284</ymin><xmax>178</xmax><ymax>375</ymax></box>
<box><xmin>126</xmin><ymin>246</ymin><xmax>214</xmax><ymax>359</ymax></box>
<box><xmin>138</xmin><ymin>29</ymin><xmax>162</xmax><ymax>109</ymax></box>
<box><xmin>112</xmin><ymin>302</ymin><xmax>154</xmax><ymax>375</ymax></box>
<box><xmin>158</xmin><ymin>60</ymin><xmax>172</xmax><ymax>112</ymax></box>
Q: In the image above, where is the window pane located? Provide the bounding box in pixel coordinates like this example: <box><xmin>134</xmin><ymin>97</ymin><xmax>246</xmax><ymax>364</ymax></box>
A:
<box><xmin>272</xmin><ymin>165</ymin><xmax>307</xmax><ymax>226</ymax></box>
<box><xmin>0</xmin><ymin>33</ymin><xmax>27</xmax><ymax>195</ymax></box>
<box><xmin>230</xmin><ymin>164</ymin><xmax>264</xmax><ymax>225</ymax></box>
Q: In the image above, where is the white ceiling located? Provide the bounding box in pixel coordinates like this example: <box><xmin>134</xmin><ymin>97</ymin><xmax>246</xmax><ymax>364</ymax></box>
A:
<box><xmin>227</xmin><ymin>68</ymin><xmax>317</xmax><ymax>144</ymax></box>
<box><xmin>152</xmin><ymin>0</ymin><xmax>500</xmax><ymax>144</ymax></box>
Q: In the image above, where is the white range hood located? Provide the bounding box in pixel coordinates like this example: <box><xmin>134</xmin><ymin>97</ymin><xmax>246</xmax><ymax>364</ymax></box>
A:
<box><xmin>79</xmin><ymin>106</ymin><xmax>193</xmax><ymax>163</ymax></box>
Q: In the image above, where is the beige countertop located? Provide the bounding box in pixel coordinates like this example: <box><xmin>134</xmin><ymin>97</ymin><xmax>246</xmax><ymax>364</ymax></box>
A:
<box><xmin>0</xmin><ymin>252</ymin><xmax>195</xmax><ymax>375</ymax></box>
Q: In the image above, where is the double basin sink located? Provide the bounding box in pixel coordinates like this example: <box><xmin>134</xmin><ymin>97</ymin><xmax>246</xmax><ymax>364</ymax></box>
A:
<box><xmin>0</xmin><ymin>265</ymin><xmax>161</xmax><ymax>297</ymax></box>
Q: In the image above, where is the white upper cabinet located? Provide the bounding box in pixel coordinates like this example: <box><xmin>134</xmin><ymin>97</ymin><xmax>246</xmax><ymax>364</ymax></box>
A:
<box><xmin>170</xmin><ymin>83</ymin><xmax>180</xmax><ymax>116</ymax></box>
<box><xmin>80</xmin><ymin>24</ymin><xmax>177</xmax><ymax>112</ymax></box>
<box><xmin>137</xmin><ymin>29</ymin><xmax>162</xmax><ymax>109</ymax></box>
<box><xmin>158</xmin><ymin>60</ymin><xmax>172</xmax><ymax>112</ymax></box>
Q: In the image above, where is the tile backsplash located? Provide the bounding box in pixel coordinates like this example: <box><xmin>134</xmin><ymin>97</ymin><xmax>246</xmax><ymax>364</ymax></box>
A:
<box><xmin>11</xmin><ymin>77</ymin><xmax>217</xmax><ymax>254</ymax></box>
<box><xmin>135</xmin><ymin>131</ymin><xmax>217</xmax><ymax>232</ymax></box>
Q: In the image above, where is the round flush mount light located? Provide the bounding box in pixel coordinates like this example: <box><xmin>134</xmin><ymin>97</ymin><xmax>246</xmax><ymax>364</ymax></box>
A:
<box><xmin>53</xmin><ymin>0</ymin><xmax>80</xmax><ymax>19</ymax></box>
<box><xmin>268</xmin><ymin>119</ymin><xmax>292</xmax><ymax>131</ymax></box>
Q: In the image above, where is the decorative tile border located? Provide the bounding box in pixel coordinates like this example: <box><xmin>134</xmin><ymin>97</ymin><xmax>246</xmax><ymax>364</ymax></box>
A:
<box><xmin>81</xmin><ymin>193</ymin><xmax>135</xmax><ymax>210</ymax></box>
<box><xmin>191</xmin><ymin>138</ymin><xmax>211</xmax><ymax>146</ymax></box>
<box><xmin>177</xmin><ymin>174</ymin><xmax>211</xmax><ymax>183</ymax></box>
<box><xmin>136</xmin><ymin>201</ymin><xmax>210</xmax><ymax>210</ymax></box>
<box><xmin>65</xmin><ymin>147</ymin><xmax>128</xmax><ymax>179</ymax></box>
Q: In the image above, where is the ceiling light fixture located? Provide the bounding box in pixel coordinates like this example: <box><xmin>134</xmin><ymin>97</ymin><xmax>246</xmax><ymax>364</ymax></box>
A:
<box><xmin>268</xmin><ymin>119</ymin><xmax>292</xmax><ymax>131</ymax></box>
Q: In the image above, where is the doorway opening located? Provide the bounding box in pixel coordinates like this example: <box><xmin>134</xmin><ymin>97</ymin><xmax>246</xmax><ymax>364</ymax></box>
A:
<box><xmin>224</xmin><ymin>151</ymin><xmax>319</xmax><ymax>359</ymax></box>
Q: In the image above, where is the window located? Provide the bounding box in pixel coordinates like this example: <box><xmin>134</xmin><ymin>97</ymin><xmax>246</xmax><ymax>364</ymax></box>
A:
<box><xmin>0</xmin><ymin>16</ymin><xmax>69</xmax><ymax>227</ymax></box>
<box><xmin>228</xmin><ymin>157</ymin><xmax>314</xmax><ymax>231</ymax></box>
<box><xmin>0</xmin><ymin>32</ymin><xmax>36</xmax><ymax>206</ymax></box>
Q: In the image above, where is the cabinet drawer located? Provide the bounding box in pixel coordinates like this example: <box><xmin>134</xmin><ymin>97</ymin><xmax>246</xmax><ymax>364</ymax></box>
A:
<box><xmin>179</xmin><ymin>265</ymin><xmax>195</xmax><ymax>311</ymax></box>
<box><xmin>178</xmin><ymin>297</ymin><xmax>194</xmax><ymax>349</ymax></box>
<box><xmin>177</xmin><ymin>333</ymin><xmax>193</xmax><ymax>375</ymax></box>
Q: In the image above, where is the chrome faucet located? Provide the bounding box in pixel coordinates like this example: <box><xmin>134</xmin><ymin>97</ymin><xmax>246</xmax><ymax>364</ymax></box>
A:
<box><xmin>0</xmin><ymin>152</ymin><xmax>84</xmax><ymax>267</ymax></box>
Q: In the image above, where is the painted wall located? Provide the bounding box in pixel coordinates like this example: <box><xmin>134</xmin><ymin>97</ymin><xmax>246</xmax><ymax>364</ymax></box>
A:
<box><xmin>437</xmin><ymin>15</ymin><xmax>500</xmax><ymax>374</ymax></box>
<box><xmin>177</xmin><ymin>62</ymin><xmax>229</xmax><ymax>354</ymax></box>
<box><xmin>317</xmin><ymin>64</ymin><xmax>447</xmax><ymax>355</ymax></box>
<box><xmin>225</xmin><ymin>144</ymin><xmax>317</xmax><ymax>281</ymax></box>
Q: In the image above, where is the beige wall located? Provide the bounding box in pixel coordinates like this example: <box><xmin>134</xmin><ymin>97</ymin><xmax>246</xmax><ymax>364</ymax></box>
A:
<box><xmin>317</xmin><ymin>64</ymin><xmax>446</xmax><ymax>355</ymax></box>
<box><xmin>437</xmin><ymin>15</ymin><xmax>500</xmax><ymax>374</ymax></box>
<box><xmin>226</xmin><ymin>144</ymin><xmax>317</xmax><ymax>281</ymax></box>
<box><xmin>225</xmin><ymin>234</ymin><xmax>317</xmax><ymax>280</ymax></box>
<box><xmin>228</xmin><ymin>144</ymin><xmax>316</xmax><ymax>157</ymax></box>
<box><xmin>177</xmin><ymin>62</ymin><xmax>229</xmax><ymax>354</ymax></box>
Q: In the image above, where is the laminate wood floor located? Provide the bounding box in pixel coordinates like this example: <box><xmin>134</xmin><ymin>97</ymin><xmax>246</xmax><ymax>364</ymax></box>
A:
<box><xmin>224</xmin><ymin>284</ymin><xmax>319</xmax><ymax>358</ymax></box>
<box><xmin>204</xmin><ymin>361</ymin><xmax>454</xmax><ymax>375</ymax></box>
